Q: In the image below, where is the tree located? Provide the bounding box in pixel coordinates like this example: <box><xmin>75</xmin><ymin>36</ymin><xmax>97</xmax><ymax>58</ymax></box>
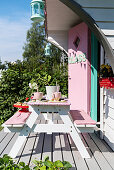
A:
<box><xmin>23</xmin><ymin>22</ymin><xmax>46</xmax><ymax>66</ymax></box>
<box><xmin>0</xmin><ymin>60</ymin><xmax>6</xmax><ymax>70</ymax></box>
<box><xmin>22</xmin><ymin>22</ymin><xmax>68</xmax><ymax>74</ymax></box>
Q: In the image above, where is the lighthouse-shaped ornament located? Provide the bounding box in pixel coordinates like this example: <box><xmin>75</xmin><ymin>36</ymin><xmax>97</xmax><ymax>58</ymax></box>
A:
<box><xmin>31</xmin><ymin>0</ymin><xmax>45</xmax><ymax>23</ymax></box>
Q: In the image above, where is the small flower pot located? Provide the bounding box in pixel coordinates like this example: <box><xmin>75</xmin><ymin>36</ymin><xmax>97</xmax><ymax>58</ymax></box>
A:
<box><xmin>99</xmin><ymin>77</ymin><xmax>114</xmax><ymax>89</ymax></box>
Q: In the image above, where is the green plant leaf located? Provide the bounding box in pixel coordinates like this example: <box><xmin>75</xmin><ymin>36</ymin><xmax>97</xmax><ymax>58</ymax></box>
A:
<box><xmin>44</xmin><ymin>156</ymin><xmax>49</xmax><ymax>162</ymax></box>
<box><xmin>62</xmin><ymin>161</ymin><xmax>72</xmax><ymax>168</ymax></box>
<box><xmin>24</xmin><ymin>165</ymin><xmax>31</xmax><ymax>170</ymax></box>
<box><xmin>19</xmin><ymin>161</ymin><xmax>25</xmax><ymax>167</ymax></box>
<box><xmin>44</xmin><ymin>160</ymin><xmax>53</xmax><ymax>168</ymax></box>
<box><xmin>40</xmin><ymin>165</ymin><xmax>46</xmax><ymax>170</ymax></box>
<box><xmin>54</xmin><ymin>160</ymin><xmax>63</xmax><ymax>167</ymax></box>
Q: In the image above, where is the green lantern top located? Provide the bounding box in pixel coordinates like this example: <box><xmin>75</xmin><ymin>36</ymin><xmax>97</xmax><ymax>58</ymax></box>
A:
<box><xmin>31</xmin><ymin>0</ymin><xmax>45</xmax><ymax>23</ymax></box>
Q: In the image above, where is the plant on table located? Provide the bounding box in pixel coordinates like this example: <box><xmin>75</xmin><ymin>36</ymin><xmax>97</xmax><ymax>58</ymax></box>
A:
<box><xmin>29</xmin><ymin>73</ymin><xmax>51</xmax><ymax>94</ymax></box>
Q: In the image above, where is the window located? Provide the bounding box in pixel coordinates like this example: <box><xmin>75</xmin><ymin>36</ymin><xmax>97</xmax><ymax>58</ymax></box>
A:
<box><xmin>74</xmin><ymin>36</ymin><xmax>80</xmax><ymax>49</ymax></box>
<box><xmin>34</xmin><ymin>4</ymin><xmax>39</xmax><ymax>14</ymax></box>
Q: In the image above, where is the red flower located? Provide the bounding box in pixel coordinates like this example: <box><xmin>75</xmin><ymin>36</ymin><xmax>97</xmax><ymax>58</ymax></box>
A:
<box><xmin>31</xmin><ymin>96</ymin><xmax>33</xmax><ymax>99</ymax></box>
<box><xmin>26</xmin><ymin>97</ymin><xmax>29</xmax><ymax>101</ymax></box>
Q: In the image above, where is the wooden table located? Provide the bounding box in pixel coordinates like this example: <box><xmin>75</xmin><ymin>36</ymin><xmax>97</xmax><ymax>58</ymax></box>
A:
<box><xmin>6</xmin><ymin>101</ymin><xmax>90</xmax><ymax>159</ymax></box>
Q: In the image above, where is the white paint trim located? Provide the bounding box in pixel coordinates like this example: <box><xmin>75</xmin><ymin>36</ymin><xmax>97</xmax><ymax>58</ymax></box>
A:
<box><xmin>100</xmin><ymin>88</ymin><xmax>104</xmax><ymax>139</ymax></box>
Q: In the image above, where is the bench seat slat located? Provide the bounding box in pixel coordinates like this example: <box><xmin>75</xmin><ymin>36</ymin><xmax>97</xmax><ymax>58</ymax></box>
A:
<box><xmin>4</xmin><ymin>111</ymin><xmax>31</xmax><ymax>126</ymax></box>
<box><xmin>70</xmin><ymin>110</ymin><xmax>96</xmax><ymax>125</ymax></box>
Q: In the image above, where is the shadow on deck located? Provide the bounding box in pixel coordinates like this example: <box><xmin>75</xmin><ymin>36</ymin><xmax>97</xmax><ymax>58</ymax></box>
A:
<box><xmin>0</xmin><ymin>123</ymin><xmax>114</xmax><ymax>170</ymax></box>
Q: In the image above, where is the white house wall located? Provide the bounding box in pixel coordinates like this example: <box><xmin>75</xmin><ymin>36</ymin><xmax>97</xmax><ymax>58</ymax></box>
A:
<box><xmin>103</xmin><ymin>89</ymin><xmax>114</xmax><ymax>151</ymax></box>
<box><xmin>47</xmin><ymin>30</ymin><xmax>68</xmax><ymax>52</ymax></box>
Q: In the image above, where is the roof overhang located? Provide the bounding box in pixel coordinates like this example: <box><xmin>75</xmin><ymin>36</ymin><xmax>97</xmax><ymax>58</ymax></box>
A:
<box><xmin>45</xmin><ymin>0</ymin><xmax>114</xmax><ymax>71</ymax></box>
<box><xmin>45</xmin><ymin>0</ymin><xmax>82</xmax><ymax>52</ymax></box>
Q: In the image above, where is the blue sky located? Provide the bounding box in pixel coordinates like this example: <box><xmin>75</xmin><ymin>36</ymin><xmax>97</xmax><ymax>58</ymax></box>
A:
<box><xmin>0</xmin><ymin>0</ymin><xmax>32</xmax><ymax>63</ymax></box>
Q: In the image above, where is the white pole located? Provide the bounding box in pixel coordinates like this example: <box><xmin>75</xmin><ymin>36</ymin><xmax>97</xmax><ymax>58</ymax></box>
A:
<box><xmin>100</xmin><ymin>88</ymin><xmax>104</xmax><ymax>139</ymax></box>
<box><xmin>100</xmin><ymin>45</ymin><xmax>105</xmax><ymax>139</ymax></box>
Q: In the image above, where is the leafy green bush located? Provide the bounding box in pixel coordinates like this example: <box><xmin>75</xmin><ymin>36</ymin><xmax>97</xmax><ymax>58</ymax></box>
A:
<box><xmin>0</xmin><ymin>155</ymin><xmax>72</xmax><ymax>170</ymax></box>
<box><xmin>0</xmin><ymin>154</ymin><xmax>30</xmax><ymax>170</ymax></box>
<box><xmin>0</xmin><ymin>61</ymin><xmax>68</xmax><ymax>125</ymax></box>
<box><xmin>0</xmin><ymin>63</ymin><xmax>33</xmax><ymax>124</ymax></box>
<box><xmin>33</xmin><ymin>156</ymin><xmax>72</xmax><ymax>170</ymax></box>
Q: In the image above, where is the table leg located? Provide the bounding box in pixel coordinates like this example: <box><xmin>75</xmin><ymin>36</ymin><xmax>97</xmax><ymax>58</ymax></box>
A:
<box><xmin>58</xmin><ymin>109</ymin><xmax>90</xmax><ymax>159</ymax></box>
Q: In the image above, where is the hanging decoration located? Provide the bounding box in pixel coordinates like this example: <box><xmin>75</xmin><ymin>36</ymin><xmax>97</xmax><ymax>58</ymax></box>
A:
<box><xmin>45</xmin><ymin>44</ymin><xmax>51</xmax><ymax>56</ymax></box>
<box><xmin>31</xmin><ymin>0</ymin><xmax>45</xmax><ymax>23</ymax></box>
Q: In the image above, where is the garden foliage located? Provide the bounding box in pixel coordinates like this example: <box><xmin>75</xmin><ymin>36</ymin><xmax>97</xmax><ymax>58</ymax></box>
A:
<box><xmin>0</xmin><ymin>22</ymin><xmax>68</xmax><ymax>125</ymax></box>
<box><xmin>99</xmin><ymin>64</ymin><xmax>114</xmax><ymax>78</ymax></box>
<box><xmin>0</xmin><ymin>155</ymin><xmax>72</xmax><ymax>170</ymax></box>
<box><xmin>0</xmin><ymin>61</ymin><xmax>68</xmax><ymax>125</ymax></box>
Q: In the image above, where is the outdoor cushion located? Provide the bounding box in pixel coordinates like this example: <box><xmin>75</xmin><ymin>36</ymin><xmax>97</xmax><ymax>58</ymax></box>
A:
<box><xmin>5</xmin><ymin>111</ymin><xmax>31</xmax><ymax>125</ymax></box>
<box><xmin>70</xmin><ymin>110</ymin><xmax>96</xmax><ymax>125</ymax></box>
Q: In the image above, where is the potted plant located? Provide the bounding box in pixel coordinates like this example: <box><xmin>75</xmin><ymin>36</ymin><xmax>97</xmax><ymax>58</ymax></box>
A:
<box><xmin>45</xmin><ymin>78</ymin><xmax>60</xmax><ymax>100</ymax></box>
<box><xmin>99</xmin><ymin>64</ymin><xmax>114</xmax><ymax>89</ymax></box>
<box><xmin>29</xmin><ymin>79</ymin><xmax>43</xmax><ymax>101</ymax></box>
<box><xmin>29</xmin><ymin>73</ymin><xmax>60</xmax><ymax>100</ymax></box>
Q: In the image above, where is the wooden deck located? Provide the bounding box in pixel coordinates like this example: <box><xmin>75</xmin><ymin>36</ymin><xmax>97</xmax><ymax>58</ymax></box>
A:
<box><xmin>0</xmin><ymin>121</ymin><xmax>114</xmax><ymax>170</ymax></box>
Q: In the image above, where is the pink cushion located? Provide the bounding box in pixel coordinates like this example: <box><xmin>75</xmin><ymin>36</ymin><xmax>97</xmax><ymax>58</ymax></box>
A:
<box><xmin>70</xmin><ymin>110</ymin><xmax>96</xmax><ymax>125</ymax></box>
<box><xmin>5</xmin><ymin>111</ymin><xmax>31</xmax><ymax>125</ymax></box>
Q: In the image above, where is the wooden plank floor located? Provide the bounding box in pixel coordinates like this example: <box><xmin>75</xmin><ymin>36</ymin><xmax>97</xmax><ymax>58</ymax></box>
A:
<box><xmin>0</xmin><ymin>125</ymin><xmax>114</xmax><ymax>169</ymax></box>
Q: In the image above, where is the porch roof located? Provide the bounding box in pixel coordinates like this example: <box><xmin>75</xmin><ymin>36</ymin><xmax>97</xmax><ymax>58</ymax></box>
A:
<box><xmin>45</xmin><ymin>0</ymin><xmax>82</xmax><ymax>52</ymax></box>
<box><xmin>45</xmin><ymin>0</ymin><xmax>114</xmax><ymax>71</ymax></box>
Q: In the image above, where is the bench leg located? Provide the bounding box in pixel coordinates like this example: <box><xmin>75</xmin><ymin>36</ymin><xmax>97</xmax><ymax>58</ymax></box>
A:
<box><xmin>60</xmin><ymin>114</ymin><xmax>90</xmax><ymax>159</ymax></box>
<box><xmin>8</xmin><ymin>106</ymin><xmax>39</xmax><ymax>158</ymax></box>
<box><xmin>9</xmin><ymin>125</ymin><xmax>31</xmax><ymax>158</ymax></box>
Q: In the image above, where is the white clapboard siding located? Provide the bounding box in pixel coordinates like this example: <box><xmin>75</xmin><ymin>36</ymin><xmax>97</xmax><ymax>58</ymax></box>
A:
<box><xmin>104</xmin><ymin>117</ymin><xmax>114</xmax><ymax>130</ymax></box>
<box><xmin>104</xmin><ymin>89</ymin><xmax>114</xmax><ymax>96</ymax></box>
<box><xmin>104</xmin><ymin>124</ymin><xmax>114</xmax><ymax>141</ymax></box>
<box><xmin>104</xmin><ymin>105</ymin><xmax>114</xmax><ymax>120</ymax></box>
<box><xmin>104</xmin><ymin>95</ymin><xmax>114</xmax><ymax>109</ymax></box>
<box><xmin>104</xmin><ymin>131</ymin><xmax>114</xmax><ymax>144</ymax></box>
<box><xmin>76</xmin><ymin>0</ymin><xmax>114</xmax><ymax>8</ymax></box>
<box><xmin>106</xmin><ymin>37</ymin><xmax>114</xmax><ymax>49</ymax></box>
<box><xmin>104</xmin><ymin>135</ymin><xmax>114</xmax><ymax>151</ymax></box>
<box><xmin>102</xmin><ymin>88</ymin><xmax>114</xmax><ymax>150</ymax></box>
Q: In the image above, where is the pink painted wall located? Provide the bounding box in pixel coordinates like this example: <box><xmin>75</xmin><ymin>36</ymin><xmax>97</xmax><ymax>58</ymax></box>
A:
<box><xmin>68</xmin><ymin>22</ymin><xmax>91</xmax><ymax>114</ymax></box>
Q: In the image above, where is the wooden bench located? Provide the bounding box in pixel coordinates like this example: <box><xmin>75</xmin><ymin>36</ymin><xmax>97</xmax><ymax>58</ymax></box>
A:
<box><xmin>2</xmin><ymin>111</ymin><xmax>31</xmax><ymax>129</ymax></box>
<box><xmin>69</xmin><ymin>110</ymin><xmax>96</xmax><ymax>133</ymax></box>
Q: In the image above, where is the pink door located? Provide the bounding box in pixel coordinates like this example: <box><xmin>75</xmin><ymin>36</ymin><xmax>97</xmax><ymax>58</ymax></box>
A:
<box><xmin>68</xmin><ymin>22</ymin><xmax>91</xmax><ymax>114</ymax></box>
